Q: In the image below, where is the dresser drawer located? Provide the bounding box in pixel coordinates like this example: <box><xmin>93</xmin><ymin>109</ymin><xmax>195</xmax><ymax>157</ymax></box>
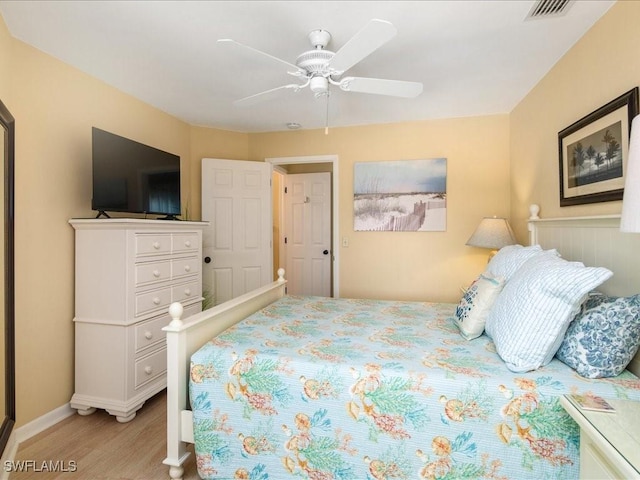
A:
<box><xmin>135</xmin><ymin>234</ymin><xmax>171</xmax><ymax>257</ymax></box>
<box><xmin>135</xmin><ymin>260</ymin><xmax>171</xmax><ymax>286</ymax></box>
<box><xmin>134</xmin><ymin>347</ymin><xmax>166</xmax><ymax>389</ymax></box>
<box><xmin>135</xmin><ymin>287</ymin><xmax>172</xmax><ymax>316</ymax></box>
<box><xmin>172</xmin><ymin>280</ymin><xmax>201</xmax><ymax>303</ymax></box>
<box><xmin>134</xmin><ymin>315</ymin><xmax>168</xmax><ymax>353</ymax></box>
<box><xmin>172</xmin><ymin>233</ymin><xmax>199</xmax><ymax>253</ymax></box>
<box><xmin>172</xmin><ymin>256</ymin><xmax>200</xmax><ymax>279</ymax></box>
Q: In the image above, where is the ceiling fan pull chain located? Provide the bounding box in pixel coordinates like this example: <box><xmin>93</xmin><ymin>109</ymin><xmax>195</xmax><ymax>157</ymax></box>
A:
<box><xmin>325</xmin><ymin>91</ymin><xmax>330</xmax><ymax>135</ymax></box>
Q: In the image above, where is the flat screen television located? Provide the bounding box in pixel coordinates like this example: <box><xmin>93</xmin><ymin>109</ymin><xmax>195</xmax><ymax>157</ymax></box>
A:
<box><xmin>91</xmin><ymin>127</ymin><xmax>181</xmax><ymax>219</ymax></box>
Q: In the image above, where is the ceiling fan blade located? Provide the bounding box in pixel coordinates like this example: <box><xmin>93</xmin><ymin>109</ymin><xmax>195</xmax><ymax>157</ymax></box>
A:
<box><xmin>234</xmin><ymin>84</ymin><xmax>302</xmax><ymax>107</ymax></box>
<box><xmin>328</xmin><ymin>19</ymin><xmax>397</xmax><ymax>75</ymax></box>
<box><xmin>217</xmin><ymin>39</ymin><xmax>304</xmax><ymax>76</ymax></box>
<box><xmin>339</xmin><ymin>77</ymin><xmax>423</xmax><ymax>98</ymax></box>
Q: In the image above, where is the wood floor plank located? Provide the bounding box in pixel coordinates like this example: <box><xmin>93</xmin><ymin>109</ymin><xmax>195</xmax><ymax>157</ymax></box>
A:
<box><xmin>9</xmin><ymin>391</ymin><xmax>198</xmax><ymax>480</ymax></box>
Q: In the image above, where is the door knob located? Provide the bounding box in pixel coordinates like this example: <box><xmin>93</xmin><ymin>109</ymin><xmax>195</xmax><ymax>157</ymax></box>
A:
<box><xmin>323</xmin><ymin>250</ymin><xmax>329</xmax><ymax>255</ymax></box>
<box><xmin>204</xmin><ymin>256</ymin><xmax>211</xmax><ymax>264</ymax></box>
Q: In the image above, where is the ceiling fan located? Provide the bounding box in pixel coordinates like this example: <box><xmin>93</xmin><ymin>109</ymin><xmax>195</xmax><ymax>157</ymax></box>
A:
<box><xmin>218</xmin><ymin>19</ymin><xmax>424</xmax><ymax>106</ymax></box>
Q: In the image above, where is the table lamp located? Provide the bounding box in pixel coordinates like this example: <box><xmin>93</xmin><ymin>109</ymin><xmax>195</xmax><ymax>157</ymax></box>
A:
<box><xmin>466</xmin><ymin>216</ymin><xmax>516</xmax><ymax>261</ymax></box>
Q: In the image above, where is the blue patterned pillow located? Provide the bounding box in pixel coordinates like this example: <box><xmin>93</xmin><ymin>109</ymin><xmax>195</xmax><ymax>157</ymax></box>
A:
<box><xmin>455</xmin><ymin>272</ymin><xmax>505</xmax><ymax>340</ymax></box>
<box><xmin>556</xmin><ymin>294</ymin><xmax>640</xmax><ymax>378</ymax></box>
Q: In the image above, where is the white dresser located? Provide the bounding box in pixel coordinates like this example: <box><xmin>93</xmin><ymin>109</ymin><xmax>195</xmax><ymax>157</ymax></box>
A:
<box><xmin>69</xmin><ymin>219</ymin><xmax>207</xmax><ymax>422</ymax></box>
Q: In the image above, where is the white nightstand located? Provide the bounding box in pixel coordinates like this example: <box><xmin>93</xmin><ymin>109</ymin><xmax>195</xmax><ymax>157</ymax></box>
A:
<box><xmin>560</xmin><ymin>395</ymin><xmax>640</xmax><ymax>479</ymax></box>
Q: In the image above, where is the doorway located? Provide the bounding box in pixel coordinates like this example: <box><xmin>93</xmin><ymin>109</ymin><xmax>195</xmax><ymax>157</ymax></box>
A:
<box><xmin>267</xmin><ymin>155</ymin><xmax>339</xmax><ymax>297</ymax></box>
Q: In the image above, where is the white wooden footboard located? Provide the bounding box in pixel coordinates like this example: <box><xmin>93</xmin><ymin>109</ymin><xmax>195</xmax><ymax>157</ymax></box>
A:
<box><xmin>162</xmin><ymin>270</ymin><xmax>286</xmax><ymax>480</ymax></box>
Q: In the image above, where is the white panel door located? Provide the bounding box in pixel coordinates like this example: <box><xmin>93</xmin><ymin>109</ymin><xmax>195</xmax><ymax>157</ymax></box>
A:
<box><xmin>202</xmin><ymin>158</ymin><xmax>272</xmax><ymax>305</ymax></box>
<box><xmin>284</xmin><ymin>172</ymin><xmax>331</xmax><ymax>296</ymax></box>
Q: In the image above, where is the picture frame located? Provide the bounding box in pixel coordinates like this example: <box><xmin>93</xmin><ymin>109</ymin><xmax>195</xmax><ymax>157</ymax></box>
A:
<box><xmin>353</xmin><ymin>158</ymin><xmax>447</xmax><ymax>231</ymax></box>
<box><xmin>559</xmin><ymin>87</ymin><xmax>638</xmax><ymax>207</ymax></box>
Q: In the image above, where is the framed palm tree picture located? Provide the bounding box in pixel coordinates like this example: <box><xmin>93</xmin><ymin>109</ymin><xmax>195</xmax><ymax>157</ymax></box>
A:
<box><xmin>559</xmin><ymin>87</ymin><xmax>638</xmax><ymax>206</ymax></box>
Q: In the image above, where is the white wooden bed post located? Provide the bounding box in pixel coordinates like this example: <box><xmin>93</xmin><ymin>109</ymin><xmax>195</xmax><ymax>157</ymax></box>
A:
<box><xmin>163</xmin><ymin>302</ymin><xmax>189</xmax><ymax>480</ymax></box>
<box><xmin>163</xmin><ymin>269</ymin><xmax>286</xmax><ymax>480</ymax></box>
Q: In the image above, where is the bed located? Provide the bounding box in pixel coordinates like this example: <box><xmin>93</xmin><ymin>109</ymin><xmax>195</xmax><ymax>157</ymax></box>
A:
<box><xmin>163</xmin><ymin>213</ymin><xmax>640</xmax><ymax>479</ymax></box>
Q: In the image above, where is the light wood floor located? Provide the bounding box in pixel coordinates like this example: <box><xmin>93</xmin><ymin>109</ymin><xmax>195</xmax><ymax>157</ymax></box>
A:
<box><xmin>10</xmin><ymin>391</ymin><xmax>199</xmax><ymax>479</ymax></box>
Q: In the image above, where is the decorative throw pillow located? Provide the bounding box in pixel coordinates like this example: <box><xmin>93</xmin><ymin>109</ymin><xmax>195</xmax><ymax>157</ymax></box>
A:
<box><xmin>556</xmin><ymin>294</ymin><xmax>640</xmax><ymax>378</ymax></box>
<box><xmin>484</xmin><ymin>252</ymin><xmax>612</xmax><ymax>372</ymax></box>
<box><xmin>485</xmin><ymin>244</ymin><xmax>551</xmax><ymax>282</ymax></box>
<box><xmin>454</xmin><ymin>272</ymin><xmax>505</xmax><ymax>340</ymax></box>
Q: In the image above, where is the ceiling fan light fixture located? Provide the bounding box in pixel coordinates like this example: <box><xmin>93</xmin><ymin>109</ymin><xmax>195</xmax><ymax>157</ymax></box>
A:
<box><xmin>310</xmin><ymin>76</ymin><xmax>329</xmax><ymax>95</ymax></box>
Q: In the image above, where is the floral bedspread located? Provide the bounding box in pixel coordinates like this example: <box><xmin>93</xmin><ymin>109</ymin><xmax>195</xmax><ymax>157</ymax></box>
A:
<box><xmin>189</xmin><ymin>295</ymin><xmax>640</xmax><ymax>479</ymax></box>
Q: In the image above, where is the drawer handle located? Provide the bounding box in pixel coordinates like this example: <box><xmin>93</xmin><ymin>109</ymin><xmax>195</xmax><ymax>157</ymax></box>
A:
<box><xmin>184</xmin><ymin>265</ymin><xmax>191</xmax><ymax>272</ymax></box>
<box><xmin>152</xmin><ymin>297</ymin><xmax>161</xmax><ymax>305</ymax></box>
<box><xmin>184</xmin><ymin>240</ymin><xmax>191</xmax><ymax>247</ymax></box>
<box><xmin>152</xmin><ymin>242</ymin><xmax>160</xmax><ymax>250</ymax></box>
<box><xmin>144</xmin><ymin>331</ymin><xmax>153</xmax><ymax>340</ymax></box>
<box><xmin>144</xmin><ymin>366</ymin><xmax>153</xmax><ymax>375</ymax></box>
<box><xmin>184</xmin><ymin>288</ymin><xmax>192</xmax><ymax>296</ymax></box>
<box><xmin>153</xmin><ymin>270</ymin><xmax>161</xmax><ymax>278</ymax></box>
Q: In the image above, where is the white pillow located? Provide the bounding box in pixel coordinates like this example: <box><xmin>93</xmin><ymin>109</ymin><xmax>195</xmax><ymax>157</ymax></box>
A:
<box><xmin>485</xmin><ymin>252</ymin><xmax>612</xmax><ymax>372</ymax></box>
<box><xmin>485</xmin><ymin>244</ymin><xmax>549</xmax><ymax>281</ymax></box>
<box><xmin>454</xmin><ymin>272</ymin><xmax>505</xmax><ymax>340</ymax></box>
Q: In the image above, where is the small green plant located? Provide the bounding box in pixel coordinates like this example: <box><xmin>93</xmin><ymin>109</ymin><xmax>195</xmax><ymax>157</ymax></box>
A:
<box><xmin>202</xmin><ymin>289</ymin><xmax>215</xmax><ymax>310</ymax></box>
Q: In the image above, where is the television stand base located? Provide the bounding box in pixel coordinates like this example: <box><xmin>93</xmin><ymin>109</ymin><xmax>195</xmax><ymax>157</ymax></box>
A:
<box><xmin>95</xmin><ymin>211</ymin><xmax>111</xmax><ymax>219</ymax></box>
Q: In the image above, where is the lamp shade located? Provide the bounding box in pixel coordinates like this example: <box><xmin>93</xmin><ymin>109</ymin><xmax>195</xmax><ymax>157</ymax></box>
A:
<box><xmin>621</xmin><ymin>115</ymin><xmax>640</xmax><ymax>232</ymax></box>
<box><xmin>466</xmin><ymin>217</ymin><xmax>516</xmax><ymax>250</ymax></box>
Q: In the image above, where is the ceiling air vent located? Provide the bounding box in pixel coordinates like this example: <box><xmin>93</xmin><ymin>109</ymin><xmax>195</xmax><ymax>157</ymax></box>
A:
<box><xmin>526</xmin><ymin>0</ymin><xmax>574</xmax><ymax>19</ymax></box>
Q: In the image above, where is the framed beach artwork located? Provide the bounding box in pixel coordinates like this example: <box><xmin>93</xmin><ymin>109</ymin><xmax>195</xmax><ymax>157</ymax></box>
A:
<box><xmin>559</xmin><ymin>87</ymin><xmax>638</xmax><ymax>206</ymax></box>
<box><xmin>353</xmin><ymin>158</ymin><xmax>447</xmax><ymax>231</ymax></box>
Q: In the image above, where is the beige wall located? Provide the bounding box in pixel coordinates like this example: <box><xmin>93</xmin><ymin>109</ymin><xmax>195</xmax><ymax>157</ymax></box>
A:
<box><xmin>510</xmin><ymin>1</ymin><xmax>640</xmax><ymax>242</ymax></box>
<box><xmin>0</xmin><ymin>15</ymin><xmax>10</xmax><ymax>99</ymax></box>
<box><xmin>249</xmin><ymin>117</ymin><xmax>510</xmax><ymax>302</ymax></box>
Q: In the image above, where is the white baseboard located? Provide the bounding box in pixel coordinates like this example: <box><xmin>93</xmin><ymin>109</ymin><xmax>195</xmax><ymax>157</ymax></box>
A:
<box><xmin>1</xmin><ymin>430</ymin><xmax>18</xmax><ymax>480</ymax></box>
<box><xmin>0</xmin><ymin>403</ymin><xmax>76</xmax><ymax>480</ymax></box>
<box><xmin>0</xmin><ymin>403</ymin><xmax>75</xmax><ymax>478</ymax></box>
<box><xmin>15</xmin><ymin>402</ymin><xmax>74</xmax><ymax>444</ymax></box>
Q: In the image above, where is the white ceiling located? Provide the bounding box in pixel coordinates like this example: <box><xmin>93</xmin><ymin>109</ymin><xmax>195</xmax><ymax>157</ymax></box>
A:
<box><xmin>0</xmin><ymin>0</ymin><xmax>615</xmax><ymax>133</ymax></box>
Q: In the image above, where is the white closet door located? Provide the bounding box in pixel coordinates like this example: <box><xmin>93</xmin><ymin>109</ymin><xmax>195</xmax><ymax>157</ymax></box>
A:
<box><xmin>284</xmin><ymin>172</ymin><xmax>331</xmax><ymax>296</ymax></box>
